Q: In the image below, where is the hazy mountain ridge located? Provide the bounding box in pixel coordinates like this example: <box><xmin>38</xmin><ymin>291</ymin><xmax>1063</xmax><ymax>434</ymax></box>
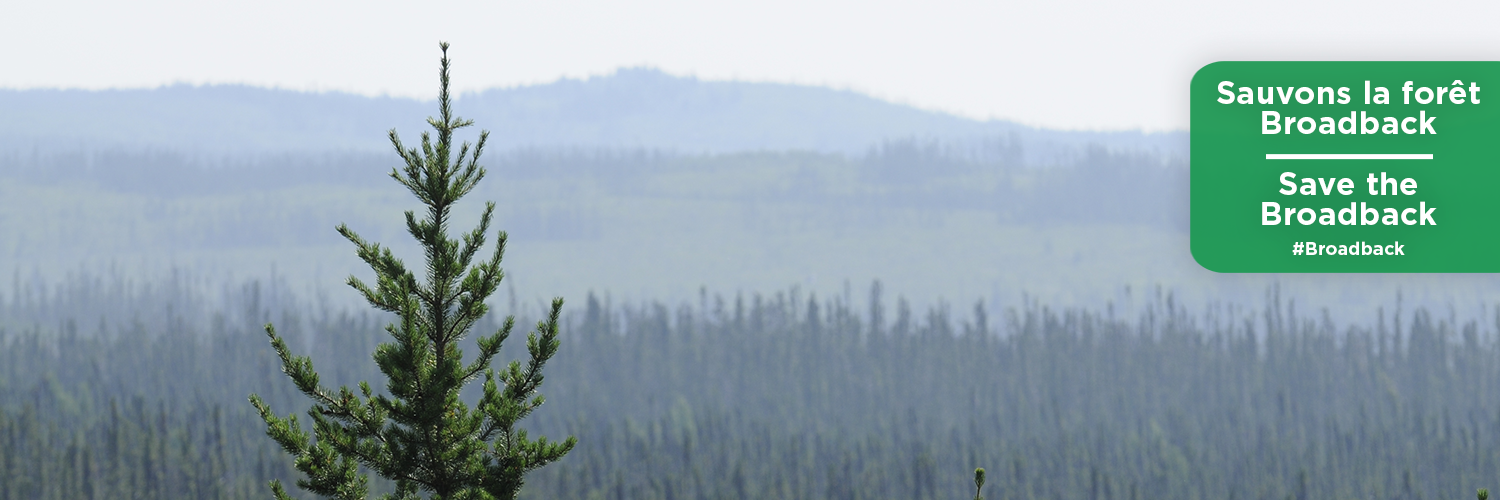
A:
<box><xmin>0</xmin><ymin>68</ymin><xmax>1185</xmax><ymax>157</ymax></box>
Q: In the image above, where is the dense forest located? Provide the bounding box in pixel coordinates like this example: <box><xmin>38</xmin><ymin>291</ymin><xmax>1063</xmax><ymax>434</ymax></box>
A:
<box><xmin>2</xmin><ymin>271</ymin><xmax>1498</xmax><ymax>499</ymax></box>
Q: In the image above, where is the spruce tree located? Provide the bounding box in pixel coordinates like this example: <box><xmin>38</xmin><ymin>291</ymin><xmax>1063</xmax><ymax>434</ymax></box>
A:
<box><xmin>249</xmin><ymin>42</ymin><xmax>575</xmax><ymax>500</ymax></box>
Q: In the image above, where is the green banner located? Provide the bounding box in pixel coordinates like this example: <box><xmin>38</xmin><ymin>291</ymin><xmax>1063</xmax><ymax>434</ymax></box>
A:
<box><xmin>1191</xmin><ymin>61</ymin><xmax>1500</xmax><ymax>272</ymax></box>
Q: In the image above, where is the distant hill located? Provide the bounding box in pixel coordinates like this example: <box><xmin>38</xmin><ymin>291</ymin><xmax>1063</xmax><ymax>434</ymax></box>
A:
<box><xmin>0</xmin><ymin>68</ymin><xmax>1185</xmax><ymax>158</ymax></box>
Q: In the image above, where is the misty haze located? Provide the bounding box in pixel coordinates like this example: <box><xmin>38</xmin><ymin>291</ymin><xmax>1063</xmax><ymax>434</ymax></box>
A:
<box><xmin>4</xmin><ymin>63</ymin><xmax>1500</xmax><ymax>500</ymax></box>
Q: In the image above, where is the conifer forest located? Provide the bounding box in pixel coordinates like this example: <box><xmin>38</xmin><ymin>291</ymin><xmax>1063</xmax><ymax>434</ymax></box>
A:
<box><xmin>5</xmin><ymin>56</ymin><xmax>1500</xmax><ymax>500</ymax></box>
<box><xmin>3</xmin><ymin>273</ymin><xmax>1500</xmax><ymax>499</ymax></box>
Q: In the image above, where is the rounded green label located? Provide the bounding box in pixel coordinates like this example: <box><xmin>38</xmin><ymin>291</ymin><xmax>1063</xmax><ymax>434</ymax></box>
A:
<box><xmin>1191</xmin><ymin>61</ymin><xmax>1500</xmax><ymax>272</ymax></box>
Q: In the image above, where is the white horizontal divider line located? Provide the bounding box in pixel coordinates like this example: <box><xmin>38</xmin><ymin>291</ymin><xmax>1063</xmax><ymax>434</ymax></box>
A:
<box><xmin>1266</xmin><ymin>154</ymin><xmax>1433</xmax><ymax>160</ymax></box>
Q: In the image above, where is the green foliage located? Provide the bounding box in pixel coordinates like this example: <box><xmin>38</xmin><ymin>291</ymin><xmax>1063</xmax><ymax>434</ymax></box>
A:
<box><xmin>248</xmin><ymin>43</ymin><xmax>574</xmax><ymax>500</ymax></box>
<box><xmin>974</xmin><ymin>467</ymin><xmax>986</xmax><ymax>500</ymax></box>
<box><xmin>13</xmin><ymin>273</ymin><xmax>1500</xmax><ymax>499</ymax></box>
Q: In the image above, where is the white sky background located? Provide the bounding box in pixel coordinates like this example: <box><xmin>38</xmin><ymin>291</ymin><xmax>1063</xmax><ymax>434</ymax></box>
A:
<box><xmin>3</xmin><ymin>0</ymin><xmax>1500</xmax><ymax>132</ymax></box>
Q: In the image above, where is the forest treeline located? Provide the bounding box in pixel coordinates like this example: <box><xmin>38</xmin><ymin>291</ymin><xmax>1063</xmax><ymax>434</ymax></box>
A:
<box><xmin>2</xmin><ymin>274</ymin><xmax>1496</xmax><ymax>499</ymax></box>
<box><xmin>0</xmin><ymin>140</ymin><xmax>1186</xmax><ymax>232</ymax></box>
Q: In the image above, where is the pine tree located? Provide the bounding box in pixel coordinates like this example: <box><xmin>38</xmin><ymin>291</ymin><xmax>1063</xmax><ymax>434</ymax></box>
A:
<box><xmin>249</xmin><ymin>42</ymin><xmax>575</xmax><ymax>500</ymax></box>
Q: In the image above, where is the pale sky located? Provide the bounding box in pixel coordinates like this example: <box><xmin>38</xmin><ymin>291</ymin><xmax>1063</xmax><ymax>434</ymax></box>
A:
<box><xmin>4</xmin><ymin>0</ymin><xmax>1500</xmax><ymax>132</ymax></box>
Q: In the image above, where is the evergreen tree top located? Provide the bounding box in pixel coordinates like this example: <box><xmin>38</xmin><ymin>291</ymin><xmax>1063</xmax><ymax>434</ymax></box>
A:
<box><xmin>250</xmin><ymin>42</ymin><xmax>574</xmax><ymax>500</ymax></box>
